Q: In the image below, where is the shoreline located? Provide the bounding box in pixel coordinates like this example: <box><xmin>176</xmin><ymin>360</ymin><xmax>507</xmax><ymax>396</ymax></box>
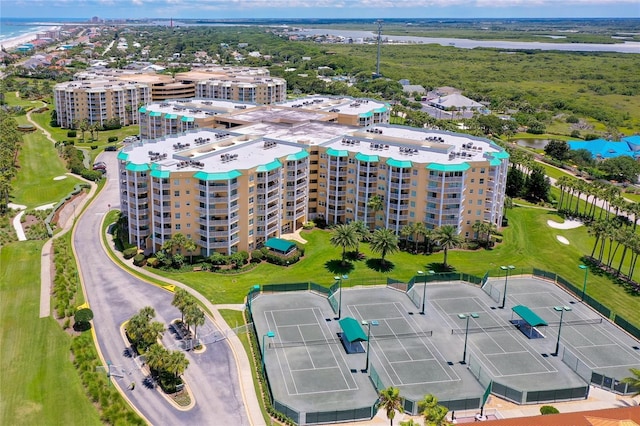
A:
<box><xmin>1</xmin><ymin>26</ymin><xmax>61</xmax><ymax>51</ymax></box>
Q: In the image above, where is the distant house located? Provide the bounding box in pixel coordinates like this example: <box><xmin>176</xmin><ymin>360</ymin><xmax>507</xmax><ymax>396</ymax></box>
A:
<box><xmin>402</xmin><ymin>84</ymin><xmax>426</xmax><ymax>95</ymax></box>
<box><xmin>568</xmin><ymin>136</ymin><xmax>640</xmax><ymax>161</ymax></box>
<box><xmin>427</xmin><ymin>93</ymin><xmax>483</xmax><ymax>111</ymax></box>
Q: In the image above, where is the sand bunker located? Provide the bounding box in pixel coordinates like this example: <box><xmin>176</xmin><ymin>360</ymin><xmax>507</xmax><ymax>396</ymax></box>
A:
<box><xmin>547</xmin><ymin>219</ymin><xmax>583</xmax><ymax>230</ymax></box>
<box><xmin>34</xmin><ymin>203</ymin><xmax>55</xmax><ymax>211</ymax></box>
<box><xmin>53</xmin><ymin>175</ymin><xmax>67</xmax><ymax>180</ymax></box>
<box><xmin>556</xmin><ymin>236</ymin><xmax>570</xmax><ymax>245</ymax></box>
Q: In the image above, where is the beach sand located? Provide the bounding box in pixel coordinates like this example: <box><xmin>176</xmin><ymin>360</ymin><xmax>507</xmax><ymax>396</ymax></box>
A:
<box><xmin>1</xmin><ymin>26</ymin><xmax>61</xmax><ymax>51</ymax></box>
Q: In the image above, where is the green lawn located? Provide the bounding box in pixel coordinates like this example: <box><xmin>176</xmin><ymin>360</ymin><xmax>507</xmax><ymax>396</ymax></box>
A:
<box><xmin>3</xmin><ymin>92</ymin><xmax>39</xmax><ymax>109</ymax></box>
<box><xmin>11</xmin><ymin>116</ymin><xmax>81</xmax><ymax>208</ymax></box>
<box><xmin>623</xmin><ymin>191</ymin><xmax>640</xmax><ymax>203</ymax></box>
<box><xmin>146</xmin><ymin>206</ymin><xmax>639</xmax><ymax>325</ymax></box>
<box><xmin>0</xmin><ymin>241</ymin><xmax>101</xmax><ymax>426</ymax></box>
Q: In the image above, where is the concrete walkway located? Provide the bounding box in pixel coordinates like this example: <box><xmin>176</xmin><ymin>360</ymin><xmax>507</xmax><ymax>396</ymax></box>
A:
<box><xmin>39</xmin><ymin>180</ymin><xmax>96</xmax><ymax>318</ymax></box>
<box><xmin>13</xmin><ymin>209</ymin><xmax>27</xmax><ymax>241</ymax></box>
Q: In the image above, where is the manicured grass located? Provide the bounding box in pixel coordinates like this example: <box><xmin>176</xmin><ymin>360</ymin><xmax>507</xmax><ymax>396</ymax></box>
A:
<box><xmin>623</xmin><ymin>191</ymin><xmax>640</xmax><ymax>203</ymax></box>
<box><xmin>0</xmin><ymin>241</ymin><xmax>101</xmax><ymax>426</ymax></box>
<box><xmin>148</xmin><ymin>206</ymin><xmax>639</xmax><ymax>325</ymax></box>
<box><xmin>11</xmin><ymin>116</ymin><xmax>81</xmax><ymax>208</ymax></box>
<box><xmin>538</xmin><ymin>162</ymin><xmax>575</xmax><ymax>181</ymax></box>
<box><xmin>3</xmin><ymin>92</ymin><xmax>38</xmax><ymax>109</ymax></box>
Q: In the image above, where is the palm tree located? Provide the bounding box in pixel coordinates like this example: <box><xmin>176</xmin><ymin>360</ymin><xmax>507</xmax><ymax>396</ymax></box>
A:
<box><xmin>370</xmin><ymin>228</ymin><xmax>399</xmax><ymax>267</ymax></box>
<box><xmin>621</xmin><ymin>368</ymin><xmax>640</xmax><ymax>397</ymax></box>
<box><xmin>145</xmin><ymin>343</ymin><xmax>168</xmax><ymax>372</ymax></box>
<box><xmin>183</xmin><ymin>237</ymin><xmax>197</xmax><ymax>264</ymax></box>
<box><xmin>434</xmin><ymin>225</ymin><xmax>462</xmax><ymax>270</ymax></box>
<box><xmin>400</xmin><ymin>223</ymin><xmax>414</xmax><ymax>250</ymax></box>
<box><xmin>350</xmin><ymin>220</ymin><xmax>370</xmax><ymax>254</ymax></box>
<box><xmin>378</xmin><ymin>386</ymin><xmax>404</xmax><ymax>426</ymax></box>
<box><xmin>184</xmin><ymin>304</ymin><xmax>205</xmax><ymax>344</ymax></box>
<box><xmin>166</xmin><ymin>350</ymin><xmax>190</xmax><ymax>379</ymax></box>
<box><xmin>556</xmin><ymin>176</ymin><xmax>570</xmax><ymax>210</ymax></box>
<box><xmin>367</xmin><ymin>194</ymin><xmax>385</xmax><ymax>227</ymax></box>
<box><xmin>472</xmin><ymin>221</ymin><xmax>484</xmax><ymax>242</ymax></box>
<box><xmin>413</xmin><ymin>222</ymin><xmax>428</xmax><ymax>253</ymax></box>
<box><xmin>418</xmin><ymin>394</ymin><xmax>450</xmax><ymax>426</ymax></box>
<box><xmin>172</xmin><ymin>288</ymin><xmax>193</xmax><ymax>323</ymax></box>
<box><xmin>330</xmin><ymin>224</ymin><xmax>358</xmax><ymax>265</ymax></box>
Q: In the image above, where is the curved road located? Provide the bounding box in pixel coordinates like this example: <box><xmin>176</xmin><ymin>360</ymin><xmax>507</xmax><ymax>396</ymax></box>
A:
<box><xmin>74</xmin><ymin>152</ymin><xmax>250</xmax><ymax>425</ymax></box>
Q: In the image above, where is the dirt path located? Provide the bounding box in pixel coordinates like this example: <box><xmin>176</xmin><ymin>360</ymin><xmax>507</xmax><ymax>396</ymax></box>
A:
<box><xmin>26</xmin><ymin>101</ymin><xmax>56</xmax><ymax>144</ymax></box>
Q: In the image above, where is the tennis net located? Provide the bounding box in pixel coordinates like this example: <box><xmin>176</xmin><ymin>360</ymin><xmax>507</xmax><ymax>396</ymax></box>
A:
<box><xmin>270</xmin><ymin>330</ymin><xmax>433</xmax><ymax>349</ymax></box>
<box><xmin>451</xmin><ymin>317</ymin><xmax>603</xmax><ymax>335</ymax></box>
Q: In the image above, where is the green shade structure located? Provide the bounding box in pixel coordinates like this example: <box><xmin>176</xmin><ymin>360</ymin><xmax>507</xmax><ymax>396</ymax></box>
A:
<box><xmin>511</xmin><ymin>305</ymin><xmax>548</xmax><ymax>327</ymax></box>
<box><xmin>338</xmin><ymin>317</ymin><xmax>368</xmax><ymax>343</ymax></box>
<box><xmin>265</xmin><ymin>238</ymin><xmax>296</xmax><ymax>254</ymax></box>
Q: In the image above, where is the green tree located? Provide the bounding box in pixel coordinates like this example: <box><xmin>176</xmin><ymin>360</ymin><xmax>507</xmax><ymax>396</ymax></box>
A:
<box><xmin>598</xmin><ymin>156</ymin><xmax>640</xmax><ymax>182</ymax></box>
<box><xmin>184</xmin><ymin>303</ymin><xmax>205</xmax><ymax>344</ymax></box>
<box><xmin>145</xmin><ymin>343</ymin><xmax>169</xmax><ymax>372</ymax></box>
<box><xmin>505</xmin><ymin>166</ymin><xmax>525</xmax><ymax>198</ymax></box>
<box><xmin>400</xmin><ymin>223</ymin><xmax>415</xmax><ymax>250</ymax></box>
<box><xmin>418</xmin><ymin>394</ymin><xmax>450</xmax><ymax>426</ymax></box>
<box><xmin>434</xmin><ymin>225</ymin><xmax>462</xmax><ymax>270</ymax></box>
<box><xmin>183</xmin><ymin>237</ymin><xmax>197</xmax><ymax>264</ymax></box>
<box><xmin>370</xmin><ymin>228</ymin><xmax>399</xmax><ymax>267</ymax></box>
<box><xmin>330</xmin><ymin>224</ymin><xmax>358</xmax><ymax>265</ymax></box>
<box><xmin>166</xmin><ymin>350</ymin><xmax>190</xmax><ymax>378</ymax></box>
<box><xmin>524</xmin><ymin>166</ymin><xmax>550</xmax><ymax>202</ymax></box>
<box><xmin>544</xmin><ymin>139</ymin><xmax>570</xmax><ymax>161</ymax></box>
<box><xmin>367</xmin><ymin>194</ymin><xmax>385</xmax><ymax>227</ymax></box>
<box><xmin>413</xmin><ymin>222</ymin><xmax>428</xmax><ymax>253</ymax></box>
<box><xmin>350</xmin><ymin>220</ymin><xmax>370</xmax><ymax>254</ymax></box>
<box><xmin>172</xmin><ymin>288</ymin><xmax>193</xmax><ymax>323</ymax></box>
<box><xmin>378</xmin><ymin>386</ymin><xmax>404</xmax><ymax>426</ymax></box>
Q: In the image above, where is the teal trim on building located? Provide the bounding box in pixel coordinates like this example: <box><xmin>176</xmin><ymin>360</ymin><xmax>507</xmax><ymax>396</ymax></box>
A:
<box><xmin>327</xmin><ymin>148</ymin><xmax>348</xmax><ymax>157</ymax></box>
<box><xmin>181</xmin><ymin>116</ymin><xmax>195</xmax><ymax>122</ymax></box>
<box><xmin>117</xmin><ymin>151</ymin><xmax>129</xmax><ymax>161</ymax></box>
<box><xmin>386</xmin><ymin>158</ymin><xmax>412</xmax><ymax>168</ymax></box>
<box><xmin>125</xmin><ymin>163</ymin><xmax>150</xmax><ymax>172</ymax></box>
<box><xmin>256</xmin><ymin>159</ymin><xmax>282</xmax><ymax>172</ymax></box>
<box><xmin>489</xmin><ymin>158</ymin><xmax>502</xmax><ymax>167</ymax></box>
<box><xmin>150</xmin><ymin>169</ymin><xmax>170</xmax><ymax>178</ymax></box>
<box><xmin>373</xmin><ymin>107</ymin><xmax>387</xmax><ymax>113</ymax></box>
<box><xmin>426</xmin><ymin>163</ymin><xmax>470</xmax><ymax>172</ymax></box>
<box><xmin>355</xmin><ymin>153</ymin><xmax>379</xmax><ymax>163</ymax></box>
<box><xmin>149</xmin><ymin>111</ymin><xmax>162</xmax><ymax>117</ymax></box>
<box><xmin>286</xmin><ymin>150</ymin><xmax>309</xmax><ymax>161</ymax></box>
<box><xmin>138</xmin><ymin>107</ymin><xmax>146</xmax><ymax>113</ymax></box>
<box><xmin>492</xmin><ymin>150</ymin><xmax>510</xmax><ymax>159</ymax></box>
<box><xmin>165</xmin><ymin>114</ymin><xmax>178</xmax><ymax>119</ymax></box>
<box><xmin>359</xmin><ymin>111</ymin><xmax>373</xmax><ymax>118</ymax></box>
<box><xmin>193</xmin><ymin>170</ymin><xmax>242</xmax><ymax>181</ymax></box>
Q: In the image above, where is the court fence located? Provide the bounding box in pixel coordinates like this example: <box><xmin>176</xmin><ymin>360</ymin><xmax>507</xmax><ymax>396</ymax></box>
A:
<box><xmin>468</xmin><ymin>352</ymin><xmax>590</xmax><ymax>404</ymax></box>
<box><xmin>562</xmin><ymin>345</ymin><xmax>639</xmax><ymax>395</ymax></box>
<box><xmin>246</xmin><ymin>283</ymin><xmax>378</xmax><ymax>425</ymax></box>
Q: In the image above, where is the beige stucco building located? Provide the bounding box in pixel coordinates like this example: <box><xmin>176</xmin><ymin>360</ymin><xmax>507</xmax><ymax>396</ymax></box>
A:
<box><xmin>118</xmin><ymin>103</ymin><xmax>508</xmax><ymax>256</ymax></box>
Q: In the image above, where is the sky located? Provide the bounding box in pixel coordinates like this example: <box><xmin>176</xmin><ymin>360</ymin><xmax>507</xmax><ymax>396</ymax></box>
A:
<box><xmin>2</xmin><ymin>0</ymin><xmax>639</xmax><ymax>20</ymax></box>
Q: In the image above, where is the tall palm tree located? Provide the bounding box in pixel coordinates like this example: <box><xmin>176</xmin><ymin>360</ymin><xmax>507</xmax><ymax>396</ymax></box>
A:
<box><xmin>472</xmin><ymin>221</ymin><xmax>484</xmax><ymax>242</ymax></box>
<box><xmin>183</xmin><ymin>237</ymin><xmax>197</xmax><ymax>264</ymax></box>
<box><xmin>350</xmin><ymin>220</ymin><xmax>370</xmax><ymax>254</ymax></box>
<box><xmin>434</xmin><ymin>225</ymin><xmax>462</xmax><ymax>270</ymax></box>
<box><xmin>172</xmin><ymin>288</ymin><xmax>193</xmax><ymax>323</ymax></box>
<box><xmin>378</xmin><ymin>386</ymin><xmax>404</xmax><ymax>426</ymax></box>
<box><xmin>413</xmin><ymin>222</ymin><xmax>428</xmax><ymax>253</ymax></box>
<box><xmin>367</xmin><ymin>194</ymin><xmax>385</xmax><ymax>227</ymax></box>
<box><xmin>556</xmin><ymin>176</ymin><xmax>570</xmax><ymax>211</ymax></box>
<box><xmin>370</xmin><ymin>228</ymin><xmax>399</xmax><ymax>267</ymax></box>
<box><xmin>400</xmin><ymin>223</ymin><xmax>414</xmax><ymax>250</ymax></box>
<box><xmin>418</xmin><ymin>394</ymin><xmax>450</xmax><ymax>426</ymax></box>
<box><xmin>184</xmin><ymin>304</ymin><xmax>205</xmax><ymax>343</ymax></box>
<box><xmin>621</xmin><ymin>368</ymin><xmax>640</xmax><ymax>397</ymax></box>
<box><xmin>166</xmin><ymin>350</ymin><xmax>190</xmax><ymax>379</ymax></box>
<box><xmin>330</xmin><ymin>224</ymin><xmax>358</xmax><ymax>265</ymax></box>
<box><xmin>145</xmin><ymin>343</ymin><xmax>168</xmax><ymax>372</ymax></box>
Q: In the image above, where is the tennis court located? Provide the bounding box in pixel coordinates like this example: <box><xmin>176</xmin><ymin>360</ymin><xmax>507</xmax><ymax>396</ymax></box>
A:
<box><xmin>250</xmin><ymin>276</ymin><xmax>640</xmax><ymax>422</ymax></box>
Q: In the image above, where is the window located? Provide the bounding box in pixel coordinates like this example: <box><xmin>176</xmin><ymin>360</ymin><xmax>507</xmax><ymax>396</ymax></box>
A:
<box><xmin>249</xmin><ymin>208</ymin><xmax>254</xmax><ymax>215</ymax></box>
<box><xmin>470</xmin><ymin>179</ymin><xmax>475</xmax><ymax>183</ymax></box>
<box><xmin>348</xmin><ymin>158</ymin><xmax>355</xmax><ymax>164</ymax></box>
<box><xmin>412</xmin><ymin>169</ymin><xmax>418</xmax><ymax>176</ymax></box>
<box><xmin>175</xmin><ymin>224</ymin><xmax>181</xmax><ymax>230</ymax></box>
<box><xmin>186</xmin><ymin>202</ymin><xmax>190</xmax><ymax>206</ymax></box>
<box><xmin>174</xmin><ymin>179</ymin><xmax>179</xmax><ymax>185</ymax></box>
<box><xmin>186</xmin><ymin>212</ymin><xmax>191</xmax><ymax>217</ymax></box>
<box><xmin>465</xmin><ymin>232</ymin><xmax>469</xmax><ymax>238</ymax></box>
<box><xmin>409</xmin><ymin>211</ymin><xmax>415</xmax><ymax>218</ymax></box>
<box><xmin>174</xmin><ymin>202</ymin><xmax>180</xmax><ymax>208</ymax></box>
<box><xmin>466</xmin><ymin>220</ymin><xmax>471</xmax><ymax>224</ymax></box>
<box><xmin>476</xmin><ymin>210</ymin><xmax>481</xmax><ymax>216</ymax></box>
<box><xmin>480</xmin><ymin>168</ymin><xmax>486</xmax><ymax>174</ymax></box>
<box><xmin>410</xmin><ymin>201</ymin><xmax>416</xmax><ymax>208</ymax></box>
<box><xmin>477</xmin><ymin>200</ymin><xmax>482</xmax><ymax>205</ymax></box>
<box><xmin>249</xmin><ymin>197</ymin><xmax>254</xmax><ymax>203</ymax></box>
<box><xmin>174</xmin><ymin>190</ymin><xmax>180</xmax><ymax>196</ymax></box>
<box><xmin>411</xmin><ymin>191</ymin><xmax>417</xmax><ymax>197</ymax></box>
<box><xmin>479</xmin><ymin>189</ymin><xmax>484</xmax><ymax>195</ymax></box>
<box><xmin>469</xmin><ymin>189</ymin><xmax>474</xmax><ymax>194</ymax></box>
<box><xmin>185</xmin><ymin>179</ymin><xmax>190</xmax><ymax>184</ymax></box>
<box><xmin>175</xmin><ymin>213</ymin><xmax>181</xmax><ymax>219</ymax></box>
<box><xmin>249</xmin><ymin>186</ymin><xmax>254</xmax><ymax>193</ymax></box>
<box><xmin>186</xmin><ymin>224</ymin><xmax>190</xmax><ymax>228</ymax></box>
<box><xmin>249</xmin><ymin>218</ymin><xmax>254</xmax><ymax>225</ymax></box>
<box><xmin>249</xmin><ymin>174</ymin><xmax>254</xmax><ymax>181</ymax></box>
<box><xmin>249</xmin><ymin>229</ymin><xmax>254</xmax><ymax>236</ymax></box>
<box><xmin>479</xmin><ymin>179</ymin><xmax>485</xmax><ymax>184</ymax></box>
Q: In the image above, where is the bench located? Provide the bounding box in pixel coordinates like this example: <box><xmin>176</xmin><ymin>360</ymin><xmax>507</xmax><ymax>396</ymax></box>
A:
<box><xmin>192</xmin><ymin>266</ymin><xmax>203</xmax><ymax>272</ymax></box>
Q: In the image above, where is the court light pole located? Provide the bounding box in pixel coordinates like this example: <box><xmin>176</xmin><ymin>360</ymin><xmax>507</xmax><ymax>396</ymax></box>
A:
<box><xmin>362</xmin><ymin>320</ymin><xmax>379</xmax><ymax>373</ymax></box>
<box><xmin>417</xmin><ymin>270</ymin><xmax>436</xmax><ymax>315</ymax></box>
<box><xmin>261</xmin><ymin>331</ymin><xmax>275</xmax><ymax>373</ymax></box>
<box><xmin>579</xmin><ymin>264</ymin><xmax>588</xmax><ymax>301</ymax></box>
<box><xmin>335</xmin><ymin>274</ymin><xmax>348</xmax><ymax>319</ymax></box>
<box><xmin>499</xmin><ymin>265</ymin><xmax>515</xmax><ymax>309</ymax></box>
<box><xmin>553</xmin><ymin>306</ymin><xmax>571</xmax><ymax>356</ymax></box>
<box><xmin>458</xmin><ymin>313</ymin><xmax>479</xmax><ymax>364</ymax></box>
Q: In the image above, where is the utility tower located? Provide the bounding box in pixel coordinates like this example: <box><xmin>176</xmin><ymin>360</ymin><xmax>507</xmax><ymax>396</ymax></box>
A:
<box><xmin>375</xmin><ymin>19</ymin><xmax>383</xmax><ymax>78</ymax></box>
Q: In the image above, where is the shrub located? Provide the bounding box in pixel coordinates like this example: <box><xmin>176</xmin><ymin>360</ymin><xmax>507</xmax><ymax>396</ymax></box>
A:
<box><xmin>123</xmin><ymin>247</ymin><xmax>138</xmax><ymax>259</ymax></box>
<box><xmin>67</xmin><ymin>130</ymin><xmax>77</xmax><ymax>137</ymax></box>
<box><xmin>302</xmin><ymin>221</ymin><xmax>315</xmax><ymax>230</ymax></box>
<box><xmin>540</xmin><ymin>406</ymin><xmax>559</xmax><ymax>415</ymax></box>
<box><xmin>250</xmin><ymin>250</ymin><xmax>264</xmax><ymax>263</ymax></box>
<box><xmin>80</xmin><ymin>169</ymin><xmax>103</xmax><ymax>182</ymax></box>
<box><xmin>146</xmin><ymin>257</ymin><xmax>159</xmax><ymax>267</ymax></box>
<box><xmin>74</xmin><ymin>308</ymin><xmax>94</xmax><ymax>323</ymax></box>
<box><xmin>108</xmin><ymin>136</ymin><xmax>118</xmax><ymax>142</ymax></box>
<box><xmin>133</xmin><ymin>253</ymin><xmax>146</xmax><ymax>267</ymax></box>
<box><xmin>90</xmin><ymin>145</ymin><xmax>98</xmax><ymax>150</ymax></box>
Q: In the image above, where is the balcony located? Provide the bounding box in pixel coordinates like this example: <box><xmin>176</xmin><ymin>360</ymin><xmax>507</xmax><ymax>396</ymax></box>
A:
<box><xmin>258</xmin><ymin>204</ymin><xmax>280</xmax><ymax>215</ymax></box>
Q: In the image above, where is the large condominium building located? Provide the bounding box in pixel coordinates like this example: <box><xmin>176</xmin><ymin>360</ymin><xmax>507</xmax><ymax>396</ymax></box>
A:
<box><xmin>278</xmin><ymin>95</ymin><xmax>391</xmax><ymax>127</ymax></box>
<box><xmin>118</xmin><ymin>104</ymin><xmax>508</xmax><ymax>255</ymax></box>
<box><xmin>56</xmin><ymin>67</ymin><xmax>286</xmax><ymax>128</ymax></box>
<box><xmin>54</xmin><ymin>79</ymin><xmax>151</xmax><ymax>128</ymax></box>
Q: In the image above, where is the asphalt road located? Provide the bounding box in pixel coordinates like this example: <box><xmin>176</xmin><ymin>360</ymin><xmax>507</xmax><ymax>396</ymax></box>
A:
<box><xmin>75</xmin><ymin>151</ymin><xmax>249</xmax><ymax>425</ymax></box>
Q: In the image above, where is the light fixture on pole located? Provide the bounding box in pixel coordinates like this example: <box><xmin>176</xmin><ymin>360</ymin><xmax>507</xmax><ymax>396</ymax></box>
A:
<box><xmin>499</xmin><ymin>265</ymin><xmax>515</xmax><ymax>309</ymax></box>
<box><xmin>362</xmin><ymin>320</ymin><xmax>379</xmax><ymax>373</ymax></box>
<box><xmin>334</xmin><ymin>276</ymin><xmax>342</xmax><ymax>319</ymax></box>
<box><xmin>578</xmin><ymin>264</ymin><xmax>588</xmax><ymax>301</ymax></box>
<box><xmin>261</xmin><ymin>331</ymin><xmax>275</xmax><ymax>373</ymax></box>
<box><xmin>417</xmin><ymin>270</ymin><xmax>435</xmax><ymax>315</ymax></box>
<box><xmin>553</xmin><ymin>306</ymin><xmax>571</xmax><ymax>356</ymax></box>
<box><xmin>458</xmin><ymin>313</ymin><xmax>479</xmax><ymax>364</ymax></box>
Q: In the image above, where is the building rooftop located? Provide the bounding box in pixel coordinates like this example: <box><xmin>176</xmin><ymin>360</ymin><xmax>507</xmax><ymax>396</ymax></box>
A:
<box><xmin>142</xmin><ymin>99</ymin><xmax>251</xmax><ymax>119</ymax></box>
<box><xmin>278</xmin><ymin>95</ymin><xmax>389</xmax><ymax>116</ymax></box>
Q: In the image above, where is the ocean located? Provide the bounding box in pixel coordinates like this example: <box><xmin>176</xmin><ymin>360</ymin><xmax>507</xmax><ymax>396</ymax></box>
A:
<box><xmin>0</xmin><ymin>17</ymin><xmax>86</xmax><ymax>44</ymax></box>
